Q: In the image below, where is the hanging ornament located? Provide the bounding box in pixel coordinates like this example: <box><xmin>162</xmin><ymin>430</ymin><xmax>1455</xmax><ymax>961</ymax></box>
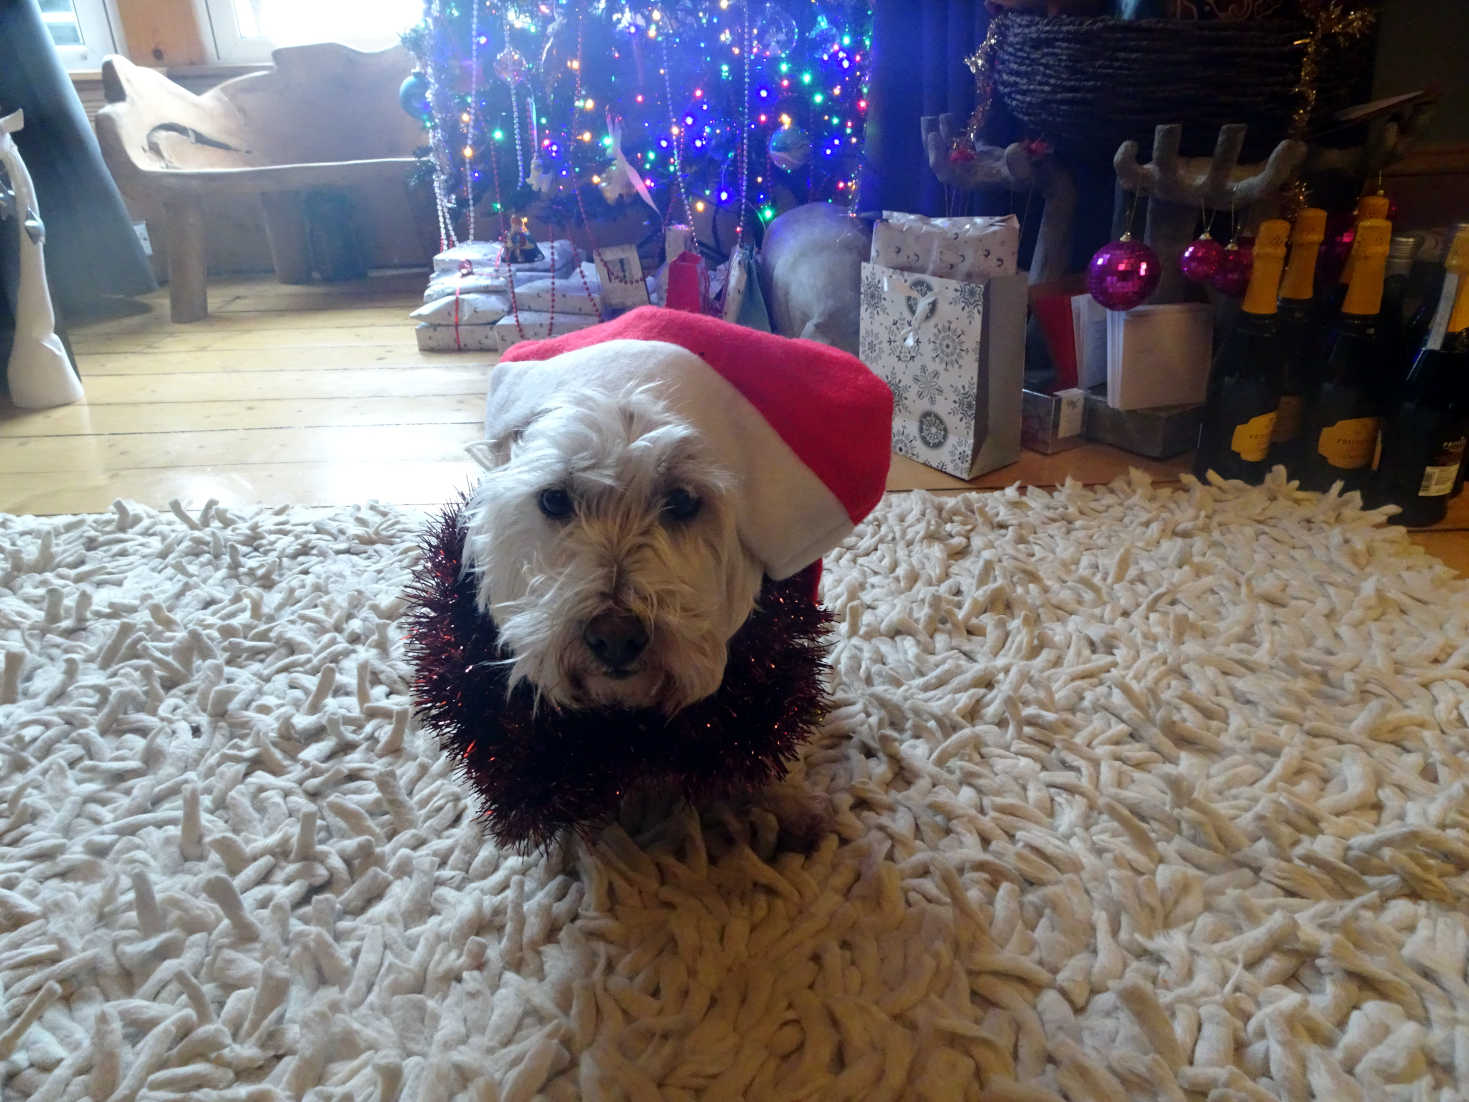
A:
<box><xmin>1209</xmin><ymin>239</ymin><xmax>1254</xmax><ymax>297</ymax></box>
<box><xmin>768</xmin><ymin>126</ymin><xmax>811</xmax><ymax>172</ymax></box>
<box><xmin>398</xmin><ymin>70</ymin><xmax>432</xmax><ymax>120</ymax></box>
<box><xmin>527</xmin><ymin>154</ymin><xmax>554</xmax><ymax>195</ymax></box>
<box><xmin>752</xmin><ymin>1</ymin><xmax>798</xmax><ymax>54</ymax></box>
<box><xmin>1086</xmin><ymin>233</ymin><xmax>1160</xmax><ymax>312</ymax></box>
<box><xmin>1180</xmin><ymin>231</ymin><xmax>1225</xmax><ymax>284</ymax></box>
<box><xmin>493</xmin><ymin>46</ymin><xmax>528</xmax><ymax>85</ymax></box>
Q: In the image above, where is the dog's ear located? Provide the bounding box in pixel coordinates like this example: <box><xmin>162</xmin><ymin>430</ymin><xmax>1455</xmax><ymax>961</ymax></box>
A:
<box><xmin>466</xmin><ymin>410</ymin><xmax>542</xmax><ymax>470</ymax></box>
<box><xmin>464</xmin><ymin>440</ymin><xmax>499</xmax><ymax>471</ymax></box>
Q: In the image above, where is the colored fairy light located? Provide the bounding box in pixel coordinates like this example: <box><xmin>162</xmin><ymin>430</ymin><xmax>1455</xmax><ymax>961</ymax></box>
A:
<box><xmin>813</xmin><ymin>93</ymin><xmax>824</xmax><ymax>104</ymax></box>
<box><xmin>462</xmin><ymin>145</ymin><xmax>474</xmax><ymax>157</ymax></box>
<box><xmin>801</xmin><ymin>72</ymin><xmax>812</xmax><ymax>84</ymax></box>
<box><xmin>492</xmin><ymin>128</ymin><xmax>504</xmax><ymax>140</ymax></box>
<box><xmin>695</xmin><ymin>199</ymin><xmax>706</xmax><ymax>211</ymax></box>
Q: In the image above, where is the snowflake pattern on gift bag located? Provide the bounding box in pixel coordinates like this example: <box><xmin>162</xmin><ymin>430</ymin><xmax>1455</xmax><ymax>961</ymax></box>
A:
<box><xmin>949</xmin><ymin>380</ymin><xmax>977</xmax><ymax>422</ymax></box>
<box><xmin>913</xmin><ymin>366</ymin><xmax>944</xmax><ymax>405</ymax></box>
<box><xmin>951</xmin><ymin>281</ymin><xmax>985</xmax><ymax>314</ymax></box>
<box><xmin>860</xmin><ymin>268</ymin><xmax>886</xmax><ymax>316</ymax></box>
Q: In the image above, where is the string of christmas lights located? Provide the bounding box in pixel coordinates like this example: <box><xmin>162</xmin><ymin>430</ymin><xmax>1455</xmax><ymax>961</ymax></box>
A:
<box><xmin>400</xmin><ymin>0</ymin><xmax>871</xmax><ymax>238</ymax></box>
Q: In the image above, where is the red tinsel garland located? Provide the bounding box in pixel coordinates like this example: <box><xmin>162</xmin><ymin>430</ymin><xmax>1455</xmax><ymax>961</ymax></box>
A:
<box><xmin>403</xmin><ymin>496</ymin><xmax>835</xmax><ymax>851</ymax></box>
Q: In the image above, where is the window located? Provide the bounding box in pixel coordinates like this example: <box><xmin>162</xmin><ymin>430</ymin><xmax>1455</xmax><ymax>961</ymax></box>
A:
<box><xmin>202</xmin><ymin>0</ymin><xmax>421</xmax><ymax>63</ymax></box>
<box><xmin>41</xmin><ymin>0</ymin><xmax>121</xmax><ymax>69</ymax></box>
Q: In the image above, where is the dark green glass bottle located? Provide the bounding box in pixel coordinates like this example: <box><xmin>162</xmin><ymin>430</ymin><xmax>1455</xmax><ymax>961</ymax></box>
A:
<box><xmin>1194</xmin><ymin>219</ymin><xmax>1290</xmax><ymax>484</ymax></box>
<box><xmin>1374</xmin><ymin>228</ymin><xmax>1469</xmax><ymax>526</ymax></box>
<box><xmin>1301</xmin><ymin>218</ymin><xmax>1392</xmax><ymax>495</ymax></box>
<box><xmin>1269</xmin><ymin>208</ymin><xmax>1326</xmax><ymax>476</ymax></box>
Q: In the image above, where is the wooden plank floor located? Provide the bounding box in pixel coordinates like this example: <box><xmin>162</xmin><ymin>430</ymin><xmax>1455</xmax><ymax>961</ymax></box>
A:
<box><xmin>2</xmin><ymin>269</ymin><xmax>1466</xmax><ymax>576</ymax></box>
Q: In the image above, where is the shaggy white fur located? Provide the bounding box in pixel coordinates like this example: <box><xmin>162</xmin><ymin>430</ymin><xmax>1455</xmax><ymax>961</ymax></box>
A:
<box><xmin>0</xmin><ymin>472</ymin><xmax>1466</xmax><ymax>1100</ymax></box>
<box><xmin>462</xmin><ymin>383</ymin><xmax>764</xmax><ymax>714</ymax></box>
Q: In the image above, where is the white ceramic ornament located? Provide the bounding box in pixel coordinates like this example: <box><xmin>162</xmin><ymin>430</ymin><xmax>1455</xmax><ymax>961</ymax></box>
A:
<box><xmin>1</xmin><ymin>110</ymin><xmax>83</xmax><ymax>409</ymax></box>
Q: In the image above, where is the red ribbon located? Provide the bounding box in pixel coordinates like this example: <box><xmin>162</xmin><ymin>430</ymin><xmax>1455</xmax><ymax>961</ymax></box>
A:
<box><xmin>453</xmin><ymin>258</ymin><xmax>473</xmax><ymax>351</ymax></box>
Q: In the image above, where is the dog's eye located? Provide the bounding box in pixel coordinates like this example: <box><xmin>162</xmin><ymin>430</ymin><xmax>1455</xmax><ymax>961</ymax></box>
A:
<box><xmin>538</xmin><ymin>488</ymin><xmax>574</xmax><ymax>519</ymax></box>
<box><xmin>663</xmin><ymin>488</ymin><xmax>701</xmax><ymax>521</ymax></box>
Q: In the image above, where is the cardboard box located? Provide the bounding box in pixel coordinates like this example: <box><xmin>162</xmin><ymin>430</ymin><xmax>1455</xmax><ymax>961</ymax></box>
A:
<box><xmin>1083</xmin><ymin>386</ymin><xmax>1201</xmax><ymax>458</ymax></box>
<box><xmin>1021</xmin><ymin>387</ymin><xmax>1088</xmax><ymax>454</ymax></box>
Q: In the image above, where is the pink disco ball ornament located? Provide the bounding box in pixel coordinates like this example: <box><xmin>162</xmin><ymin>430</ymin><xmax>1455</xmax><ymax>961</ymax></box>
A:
<box><xmin>1179</xmin><ymin>233</ymin><xmax>1226</xmax><ymax>284</ymax></box>
<box><xmin>1209</xmin><ymin>242</ymin><xmax>1254</xmax><ymax>297</ymax></box>
<box><xmin>1086</xmin><ymin>235</ymin><xmax>1160</xmax><ymax>311</ymax></box>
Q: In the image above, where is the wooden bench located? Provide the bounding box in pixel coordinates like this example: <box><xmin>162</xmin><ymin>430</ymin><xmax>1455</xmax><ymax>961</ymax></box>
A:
<box><xmin>95</xmin><ymin>44</ymin><xmax>424</xmax><ymax>322</ymax></box>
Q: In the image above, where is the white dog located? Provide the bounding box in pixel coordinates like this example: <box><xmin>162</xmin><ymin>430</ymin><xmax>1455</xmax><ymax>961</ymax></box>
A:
<box><xmin>463</xmin><ymin>380</ymin><xmax>764</xmax><ymax>714</ymax></box>
<box><xmin>459</xmin><ymin>308</ymin><xmax>893</xmax><ymax>717</ymax></box>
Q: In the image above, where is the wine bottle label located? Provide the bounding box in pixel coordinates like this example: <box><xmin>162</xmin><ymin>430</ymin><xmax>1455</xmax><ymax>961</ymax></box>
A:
<box><xmin>1316</xmin><ymin>417</ymin><xmax>1380</xmax><ymax>469</ymax></box>
<box><xmin>1230</xmin><ymin>412</ymin><xmax>1277</xmax><ymax>462</ymax></box>
<box><xmin>1418</xmin><ymin>438</ymin><xmax>1467</xmax><ymax>497</ymax></box>
<box><xmin>1271</xmin><ymin>395</ymin><xmax>1303</xmax><ymax>444</ymax></box>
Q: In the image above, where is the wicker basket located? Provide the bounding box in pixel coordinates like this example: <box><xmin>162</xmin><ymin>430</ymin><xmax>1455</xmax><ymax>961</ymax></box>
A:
<box><xmin>990</xmin><ymin>14</ymin><xmax>1359</xmax><ymax>163</ymax></box>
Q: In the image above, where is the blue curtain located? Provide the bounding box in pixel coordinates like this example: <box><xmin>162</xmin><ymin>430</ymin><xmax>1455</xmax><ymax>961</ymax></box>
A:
<box><xmin>862</xmin><ymin>0</ymin><xmax>990</xmax><ymax>216</ymax></box>
<box><xmin>0</xmin><ymin>0</ymin><xmax>155</xmax><ymax>320</ymax></box>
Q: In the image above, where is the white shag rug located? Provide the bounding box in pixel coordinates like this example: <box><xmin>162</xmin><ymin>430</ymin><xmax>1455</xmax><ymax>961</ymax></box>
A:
<box><xmin>2</xmin><ymin>473</ymin><xmax>1468</xmax><ymax>1102</ymax></box>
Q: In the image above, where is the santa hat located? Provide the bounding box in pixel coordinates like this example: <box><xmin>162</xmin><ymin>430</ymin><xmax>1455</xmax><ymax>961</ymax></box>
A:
<box><xmin>489</xmin><ymin>306</ymin><xmax>893</xmax><ymax>581</ymax></box>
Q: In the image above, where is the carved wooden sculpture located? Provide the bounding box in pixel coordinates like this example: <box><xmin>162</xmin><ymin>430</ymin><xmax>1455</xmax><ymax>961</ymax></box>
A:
<box><xmin>920</xmin><ymin>113</ymin><xmax>1075</xmax><ymax>285</ymax></box>
<box><xmin>1113</xmin><ymin>123</ymin><xmax>1306</xmax><ymax>305</ymax></box>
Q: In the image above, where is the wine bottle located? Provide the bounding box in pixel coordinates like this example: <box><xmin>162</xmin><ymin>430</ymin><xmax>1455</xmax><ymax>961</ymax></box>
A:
<box><xmin>1373</xmin><ymin>233</ymin><xmax>1420</xmax><ymax>409</ymax></box>
<box><xmin>1270</xmin><ymin>207</ymin><xmax>1327</xmax><ymax>474</ymax></box>
<box><xmin>1372</xmin><ymin>228</ymin><xmax>1469</xmax><ymax>526</ymax></box>
<box><xmin>1405</xmin><ymin>221</ymin><xmax>1469</xmax><ymax>374</ymax></box>
<box><xmin>1301</xmin><ymin>218</ymin><xmax>1392</xmax><ymax>495</ymax></box>
<box><xmin>1326</xmin><ymin>193</ymin><xmax>1392</xmax><ymax>317</ymax></box>
<box><xmin>1194</xmin><ymin>219</ymin><xmax>1291</xmax><ymax>485</ymax></box>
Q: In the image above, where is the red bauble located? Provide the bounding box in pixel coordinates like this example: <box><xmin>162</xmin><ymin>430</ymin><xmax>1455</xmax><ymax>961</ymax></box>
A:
<box><xmin>1179</xmin><ymin>233</ymin><xmax>1226</xmax><ymax>284</ymax></box>
<box><xmin>1210</xmin><ymin>242</ymin><xmax>1254</xmax><ymax>297</ymax></box>
<box><xmin>1087</xmin><ymin>234</ymin><xmax>1161</xmax><ymax>311</ymax></box>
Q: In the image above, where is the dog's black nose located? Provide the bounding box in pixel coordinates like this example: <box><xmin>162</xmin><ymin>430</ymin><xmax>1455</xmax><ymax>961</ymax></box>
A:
<box><xmin>582</xmin><ymin>612</ymin><xmax>648</xmax><ymax>670</ymax></box>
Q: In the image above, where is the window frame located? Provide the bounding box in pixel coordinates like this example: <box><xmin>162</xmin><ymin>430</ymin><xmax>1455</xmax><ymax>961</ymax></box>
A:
<box><xmin>196</xmin><ymin>0</ymin><xmax>418</xmax><ymax>64</ymax></box>
<box><xmin>45</xmin><ymin>0</ymin><xmax>125</xmax><ymax>70</ymax></box>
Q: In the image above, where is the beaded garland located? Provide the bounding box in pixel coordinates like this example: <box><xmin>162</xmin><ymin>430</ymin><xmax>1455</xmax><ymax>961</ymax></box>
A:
<box><xmin>404</xmin><ymin>495</ymin><xmax>836</xmax><ymax>851</ymax></box>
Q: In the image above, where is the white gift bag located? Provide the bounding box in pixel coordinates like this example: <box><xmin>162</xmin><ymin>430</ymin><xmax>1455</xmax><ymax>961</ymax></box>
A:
<box><xmin>858</xmin><ymin>261</ymin><xmax>1026</xmax><ymax>479</ymax></box>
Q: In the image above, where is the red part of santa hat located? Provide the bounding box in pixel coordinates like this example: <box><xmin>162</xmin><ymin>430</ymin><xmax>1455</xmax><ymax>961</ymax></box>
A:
<box><xmin>496</xmin><ymin>306</ymin><xmax>893</xmax><ymax>579</ymax></box>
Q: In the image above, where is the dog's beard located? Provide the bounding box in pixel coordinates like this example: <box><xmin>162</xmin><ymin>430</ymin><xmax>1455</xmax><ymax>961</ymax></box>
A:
<box><xmin>462</xmin><ymin>387</ymin><xmax>764</xmax><ymax>715</ymax></box>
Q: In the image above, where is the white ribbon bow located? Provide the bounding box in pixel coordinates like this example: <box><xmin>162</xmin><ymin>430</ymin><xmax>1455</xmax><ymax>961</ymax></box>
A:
<box><xmin>901</xmin><ymin>291</ymin><xmax>940</xmax><ymax>348</ymax></box>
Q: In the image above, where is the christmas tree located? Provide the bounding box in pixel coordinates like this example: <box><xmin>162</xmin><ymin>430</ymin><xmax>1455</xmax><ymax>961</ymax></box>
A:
<box><xmin>400</xmin><ymin>0</ymin><xmax>870</xmax><ymax>251</ymax></box>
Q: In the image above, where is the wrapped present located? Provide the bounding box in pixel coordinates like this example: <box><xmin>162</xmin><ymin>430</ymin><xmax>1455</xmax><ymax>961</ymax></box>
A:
<box><xmin>871</xmin><ymin>212</ymin><xmax>1020</xmax><ymax>283</ymax></box>
<box><xmin>411</xmin><ymin>292</ymin><xmax>509</xmax><ymax>327</ymax></box>
<box><xmin>414</xmin><ymin>310</ymin><xmax>599</xmax><ymax>352</ymax></box>
<box><xmin>415</xmin><ymin>322</ymin><xmax>502</xmax><ymax>352</ymax></box>
<box><xmin>506</xmin><ymin>273</ymin><xmax>603</xmax><ymax>316</ymax></box>
<box><xmin>859</xmin><ymin>261</ymin><xmax>1027</xmax><ymax>479</ymax></box>
<box><xmin>431</xmin><ymin>238</ymin><xmax>578</xmax><ymax>275</ymax></box>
